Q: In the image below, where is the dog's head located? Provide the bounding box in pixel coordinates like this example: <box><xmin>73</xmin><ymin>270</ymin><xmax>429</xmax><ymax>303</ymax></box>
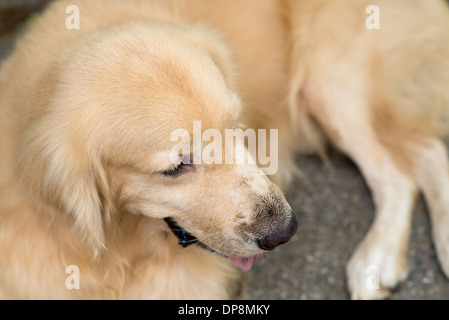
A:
<box><xmin>16</xmin><ymin>22</ymin><xmax>296</xmax><ymax>269</ymax></box>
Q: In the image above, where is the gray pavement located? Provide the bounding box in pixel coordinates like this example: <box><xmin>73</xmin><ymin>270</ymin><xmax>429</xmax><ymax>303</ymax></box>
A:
<box><xmin>1</xmin><ymin>12</ymin><xmax>449</xmax><ymax>301</ymax></box>
<box><xmin>247</xmin><ymin>150</ymin><xmax>449</xmax><ymax>299</ymax></box>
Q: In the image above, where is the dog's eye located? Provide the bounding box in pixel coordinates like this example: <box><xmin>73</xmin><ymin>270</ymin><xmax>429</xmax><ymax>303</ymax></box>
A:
<box><xmin>162</xmin><ymin>162</ymin><xmax>194</xmax><ymax>177</ymax></box>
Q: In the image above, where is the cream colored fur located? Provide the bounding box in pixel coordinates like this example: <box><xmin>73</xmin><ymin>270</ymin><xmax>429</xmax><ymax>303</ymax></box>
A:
<box><xmin>1</xmin><ymin>0</ymin><xmax>449</xmax><ymax>299</ymax></box>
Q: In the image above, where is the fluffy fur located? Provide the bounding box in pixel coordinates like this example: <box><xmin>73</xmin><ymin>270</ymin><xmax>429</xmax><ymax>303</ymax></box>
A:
<box><xmin>1</xmin><ymin>0</ymin><xmax>449</xmax><ymax>299</ymax></box>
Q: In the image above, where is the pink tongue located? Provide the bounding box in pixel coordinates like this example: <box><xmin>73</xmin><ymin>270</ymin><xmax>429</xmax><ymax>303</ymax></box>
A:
<box><xmin>229</xmin><ymin>254</ymin><xmax>263</xmax><ymax>272</ymax></box>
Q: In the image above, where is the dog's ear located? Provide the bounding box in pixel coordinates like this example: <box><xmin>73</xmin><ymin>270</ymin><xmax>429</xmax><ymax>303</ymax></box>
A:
<box><xmin>15</xmin><ymin>118</ymin><xmax>110</xmax><ymax>258</ymax></box>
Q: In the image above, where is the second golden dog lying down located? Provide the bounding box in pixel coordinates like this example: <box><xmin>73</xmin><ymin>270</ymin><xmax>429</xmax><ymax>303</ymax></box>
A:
<box><xmin>1</xmin><ymin>0</ymin><xmax>449</xmax><ymax>299</ymax></box>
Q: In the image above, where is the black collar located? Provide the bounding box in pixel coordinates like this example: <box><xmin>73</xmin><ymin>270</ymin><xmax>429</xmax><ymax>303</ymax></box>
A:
<box><xmin>164</xmin><ymin>217</ymin><xmax>199</xmax><ymax>248</ymax></box>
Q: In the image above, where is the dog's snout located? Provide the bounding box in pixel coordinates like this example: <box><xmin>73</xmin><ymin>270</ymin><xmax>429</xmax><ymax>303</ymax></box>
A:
<box><xmin>257</xmin><ymin>214</ymin><xmax>297</xmax><ymax>251</ymax></box>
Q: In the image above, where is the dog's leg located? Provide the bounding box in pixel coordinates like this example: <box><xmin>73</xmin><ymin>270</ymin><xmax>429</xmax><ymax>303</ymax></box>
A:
<box><xmin>345</xmin><ymin>155</ymin><xmax>415</xmax><ymax>300</ymax></box>
<box><xmin>412</xmin><ymin>138</ymin><xmax>449</xmax><ymax>277</ymax></box>
<box><xmin>342</xmin><ymin>130</ymin><xmax>416</xmax><ymax>300</ymax></box>
<box><xmin>302</xmin><ymin>76</ymin><xmax>417</xmax><ymax>299</ymax></box>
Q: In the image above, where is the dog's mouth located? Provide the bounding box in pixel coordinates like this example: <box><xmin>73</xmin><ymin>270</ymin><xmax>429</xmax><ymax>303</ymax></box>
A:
<box><xmin>164</xmin><ymin>217</ymin><xmax>263</xmax><ymax>271</ymax></box>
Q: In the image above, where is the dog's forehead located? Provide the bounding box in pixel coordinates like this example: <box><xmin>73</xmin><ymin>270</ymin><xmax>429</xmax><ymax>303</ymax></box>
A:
<box><xmin>140</xmin><ymin>54</ymin><xmax>241</xmax><ymax>127</ymax></box>
<box><xmin>57</xmin><ymin>24</ymin><xmax>243</xmax><ymax>168</ymax></box>
<box><xmin>98</xmin><ymin>42</ymin><xmax>240</xmax><ymax>128</ymax></box>
<box><xmin>125</xmin><ymin>59</ymin><xmax>241</xmax><ymax>144</ymax></box>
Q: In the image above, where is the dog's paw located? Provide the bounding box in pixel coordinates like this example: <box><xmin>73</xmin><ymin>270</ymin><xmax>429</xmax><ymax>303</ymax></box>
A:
<box><xmin>346</xmin><ymin>239</ymin><xmax>409</xmax><ymax>300</ymax></box>
<box><xmin>433</xmin><ymin>216</ymin><xmax>449</xmax><ymax>278</ymax></box>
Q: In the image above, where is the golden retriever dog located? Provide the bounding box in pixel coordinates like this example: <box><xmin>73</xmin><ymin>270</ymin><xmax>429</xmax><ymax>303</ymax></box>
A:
<box><xmin>0</xmin><ymin>0</ymin><xmax>448</xmax><ymax>300</ymax></box>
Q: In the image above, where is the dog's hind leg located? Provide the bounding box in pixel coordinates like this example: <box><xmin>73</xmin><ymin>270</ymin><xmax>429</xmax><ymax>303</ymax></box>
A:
<box><xmin>340</xmin><ymin>123</ymin><xmax>416</xmax><ymax>300</ymax></box>
<box><xmin>301</xmin><ymin>70</ymin><xmax>417</xmax><ymax>299</ymax></box>
<box><xmin>412</xmin><ymin>138</ymin><xmax>449</xmax><ymax>278</ymax></box>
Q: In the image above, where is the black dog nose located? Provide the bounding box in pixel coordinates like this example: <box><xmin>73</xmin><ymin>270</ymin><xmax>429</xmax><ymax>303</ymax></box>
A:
<box><xmin>257</xmin><ymin>214</ymin><xmax>297</xmax><ymax>251</ymax></box>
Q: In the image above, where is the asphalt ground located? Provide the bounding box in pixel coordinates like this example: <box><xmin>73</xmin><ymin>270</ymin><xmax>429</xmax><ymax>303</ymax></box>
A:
<box><xmin>247</xmin><ymin>151</ymin><xmax>449</xmax><ymax>299</ymax></box>
<box><xmin>1</xmin><ymin>3</ymin><xmax>449</xmax><ymax>300</ymax></box>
